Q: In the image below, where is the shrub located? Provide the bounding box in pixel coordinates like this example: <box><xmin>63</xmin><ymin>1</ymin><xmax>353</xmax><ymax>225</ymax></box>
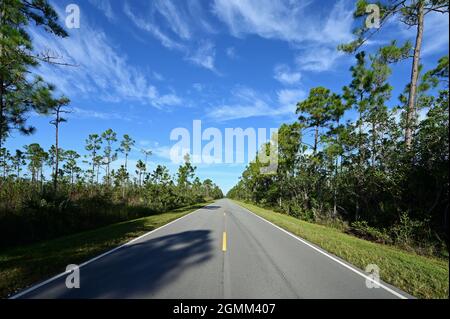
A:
<box><xmin>350</xmin><ymin>220</ymin><xmax>392</xmax><ymax>244</ymax></box>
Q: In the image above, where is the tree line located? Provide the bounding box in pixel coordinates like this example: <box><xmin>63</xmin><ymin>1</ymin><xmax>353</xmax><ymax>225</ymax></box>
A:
<box><xmin>0</xmin><ymin>0</ymin><xmax>223</xmax><ymax>248</ymax></box>
<box><xmin>228</xmin><ymin>0</ymin><xmax>449</xmax><ymax>256</ymax></box>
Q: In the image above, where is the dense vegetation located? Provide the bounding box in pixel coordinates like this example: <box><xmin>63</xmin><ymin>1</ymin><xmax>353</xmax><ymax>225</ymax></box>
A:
<box><xmin>0</xmin><ymin>0</ymin><xmax>222</xmax><ymax>249</ymax></box>
<box><xmin>228</xmin><ymin>1</ymin><xmax>449</xmax><ymax>257</ymax></box>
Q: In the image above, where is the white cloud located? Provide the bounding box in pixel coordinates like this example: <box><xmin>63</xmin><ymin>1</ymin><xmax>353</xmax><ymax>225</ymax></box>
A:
<box><xmin>213</xmin><ymin>0</ymin><xmax>354</xmax><ymax>72</ymax></box>
<box><xmin>153</xmin><ymin>93</ymin><xmax>183</xmax><ymax>108</ymax></box>
<box><xmin>124</xmin><ymin>3</ymin><xmax>185</xmax><ymax>51</ymax></box>
<box><xmin>152</xmin><ymin>145</ymin><xmax>173</xmax><ymax>160</ymax></box>
<box><xmin>193</xmin><ymin>83</ymin><xmax>204</xmax><ymax>91</ymax></box>
<box><xmin>139</xmin><ymin>140</ymin><xmax>151</xmax><ymax>146</ymax></box>
<box><xmin>277</xmin><ymin>89</ymin><xmax>306</xmax><ymax>107</ymax></box>
<box><xmin>153</xmin><ymin>72</ymin><xmax>164</xmax><ymax>81</ymax></box>
<box><xmin>212</xmin><ymin>0</ymin><xmax>308</xmax><ymax>42</ymax></box>
<box><xmin>296</xmin><ymin>46</ymin><xmax>344</xmax><ymax>72</ymax></box>
<box><xmin>30</xmin><ymin>8</ymin><xmax>182</xmax><ymax>109</ymax></box>
<box><xmin>154</xmin><ymin>0</ymin><xmax>192</xmax><ymax>40</ymax></box>
<box><xmin>187</xmin><ymin>41</ymin><xmax>217</xmax><ymax>72</ymax></box>
<box><xmin>88</xmin><ymin>0</ymin><xmax>115</xmax><ymax>22</ymax></box>
<box><xmin>212</xmin><ymin>0</ymin><xmax>353</xmax><ymax>44</ymax></box>
<box><xmin>207</xmin><ymin>87</ymin><xmax>304</xmax><ymax>121</ymax></box>
<box><xmin>123</xmin><ymin>1</ymin><xmax>218</xmax><ymax>72</ymax></box>
<box><xmin>226</xmin><ymin>47</ymin><xmax>237</xmax><ymax>59</ymax></box>
<box><xmin>187</xmin><ymin>0</ymin><xmax>217</xmax><ymax>34</ymax></box>
<box><xmin>69</xmin><ymin>107</ymin><xmax>132</xmax><ymax>121</ymax></box>
<box><xmin>422</xmin><ymin>12</ymin><xmax>449</xmax><ymax>57</ymax></box>
<box><xmin>274</xmin><ymin>64</ymin><xmax>301</xmax><ymax>85</ymax></box>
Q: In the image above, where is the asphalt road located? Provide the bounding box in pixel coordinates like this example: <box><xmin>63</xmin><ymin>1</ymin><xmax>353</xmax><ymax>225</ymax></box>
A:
<box><xmin>13</xmin><ymin>199</ymin><xmax>411</xmax><ymax>299</ymax></box>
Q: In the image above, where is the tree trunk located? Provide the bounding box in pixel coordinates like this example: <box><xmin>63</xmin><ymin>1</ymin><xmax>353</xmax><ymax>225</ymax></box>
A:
<box><xmin>333</xmin><ymin>156</ymin><xmax>338</xmax><ymax>217</ymax></box>
<box><xmin>0</xmin><ymin>4</ymin><xmax>5</xmax><ymax>191</ymax></box>
<box><xmin>53</xmin><ymin>113</ymin><xmax>59</xmax><ymax>192</ymax></box>
<box><xmin>0</xmin><ymin>3</ymin><xmax>4</xmax><ymax>152</ymax></box>
<box><xmin>356</xmin><ymin>107</ymin><xmax>363</xmax><ymax>221</ymax></box>
<box><xmin>106</xmin><ymin>161</ymin><xmax>109</xmax><ymax>185</ymax></box>
<box><xmin>313</xmin><ymin>125</ymin><xmax>319</xmax><ymax>155</ymax></box>
<box><xmin>333</xmin><ymin>118</ymin><xmax>340</xmax><ymax>218</ymax></box>
<box><xmin>405</xmin><ymin>1</ymin><xmax>424</xmax><ymax>149</ymax></box>
<box><xmin>371</xmin><ymin>120</ymin><xmax>376</xmax><ymax>167</ymax></box>
<box><xmin>40</xmin><ymin>165</ymin><xmax>44</xmax><ymax>192</ymax></box>
<box><xmin>91</xmin><ymin>152</ymin><xmax>96</xmax><ymax>183</ymax></box>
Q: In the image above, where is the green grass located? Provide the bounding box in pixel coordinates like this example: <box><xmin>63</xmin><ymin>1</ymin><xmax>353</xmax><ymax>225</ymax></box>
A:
<box><xmin>233</xmin><ymin>200</ymin><xmax>449</xmax><ymax>299</ymax></box>
<box><xmin>0</xmin><ymin>202</ymin><xmax>210</xmax><ymax>299</ymax></box>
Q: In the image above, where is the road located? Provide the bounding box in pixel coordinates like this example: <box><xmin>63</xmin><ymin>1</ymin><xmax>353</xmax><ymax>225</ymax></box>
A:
<box><xmin>13</xmin><ymin>199</ymin><xmax>411</xmax><ymax>299</ymax></box>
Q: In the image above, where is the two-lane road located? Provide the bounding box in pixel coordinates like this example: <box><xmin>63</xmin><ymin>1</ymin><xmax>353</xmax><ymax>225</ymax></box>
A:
<box><xmin>13</xmin><ymin>199</ymin><xmax>411</xmax><ymax>299</ymax></box>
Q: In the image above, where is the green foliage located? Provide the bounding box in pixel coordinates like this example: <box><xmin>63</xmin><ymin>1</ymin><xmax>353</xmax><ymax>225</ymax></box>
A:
<box><xmin>0</xmin><ymin>0</ymin><xmax>68</xmax><ymax>146</ymax></box>
<box><xmin>0</xmin><ymin>137</ymin><xmax>223</xmax><ymax>249</ymax></box>
<box><xmin>351</xmin><ymin>220</ymin><xmax>391</xmax><ymax>244</ymax></box>
<box><xmin>228</xmin><ymin>55</ymin><xmax>449</xmax><ymax>258</ymax></box>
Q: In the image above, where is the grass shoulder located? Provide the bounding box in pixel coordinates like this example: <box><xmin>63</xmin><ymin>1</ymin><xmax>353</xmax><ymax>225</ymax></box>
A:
<box><xmin>0</xmin><ymin>202</ymin><xmax>211</xmax><ymax>299</ymax></box>
<box><xmin>232</xmin><ymin>200</ymin><xmax>449</xmax><ymax>299</ymax></box>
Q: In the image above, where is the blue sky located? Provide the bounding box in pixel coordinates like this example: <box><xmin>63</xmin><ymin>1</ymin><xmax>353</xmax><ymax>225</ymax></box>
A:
<box><xmin>5</xmin><ymin>0</ymin><xmax>449</xmax><ymax>193</ymax></box>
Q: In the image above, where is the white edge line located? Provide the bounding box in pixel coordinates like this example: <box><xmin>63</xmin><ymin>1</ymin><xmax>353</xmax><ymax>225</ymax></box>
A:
<box><xmin>236</xmin><ymin>202</ymin><xmax>409</xmax><ymax>300</ymax></box>
<box><xmin>9</xmin><ymin>204</ymin><xmax>209</xmax><ymax>299</ymax></box>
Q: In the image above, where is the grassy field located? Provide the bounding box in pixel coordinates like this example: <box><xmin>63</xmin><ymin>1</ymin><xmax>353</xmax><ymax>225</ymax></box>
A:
<box><xmin>0</xmin><ymin>202</ymin><xmax>210</xmax><ymax>299</ymax></box>
<box><xmin>233</xmin><ymin>200</ymin><xmax>449</xmax><ymax>299</ymax></box>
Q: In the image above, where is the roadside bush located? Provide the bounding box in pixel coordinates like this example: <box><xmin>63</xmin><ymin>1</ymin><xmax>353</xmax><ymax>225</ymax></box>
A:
<box><xmin>350</xmin><ymin>220</ymin><xmax>392</xmax><ymax>244</ymax></box>
<box><xmin>389</xmin><ymin>212</ymin><xmax>441</xmax><ymax>256</ymax></box>
<box><xmin>318</xmin><ymin>216</ymin><xmax>350</xmax><ymax>232</ymax></box>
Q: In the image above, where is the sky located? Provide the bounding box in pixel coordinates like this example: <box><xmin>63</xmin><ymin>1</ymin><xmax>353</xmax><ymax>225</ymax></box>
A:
<box><xmin>5</xmin><ymin>0</ymin><xmax>449</xmax><ymax>193</ymax></box>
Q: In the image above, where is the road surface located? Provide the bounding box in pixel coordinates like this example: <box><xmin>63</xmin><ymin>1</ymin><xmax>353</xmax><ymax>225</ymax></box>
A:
<box><xmin>13</xmin><ymin>199</ymin><xmax>411</xmax><ymax>299</ymax></box>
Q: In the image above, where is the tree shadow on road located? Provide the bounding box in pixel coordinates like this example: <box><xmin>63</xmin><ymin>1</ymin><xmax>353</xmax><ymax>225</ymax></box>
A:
<box><xmin>51</xmin><ymin>230</ymin><xmax>214</xmax><ymax>298</ymax></box>
<box><xmin>202</xmin><ymin>205</ymin><xmax>221</xmax><ymax>210</ymax></box>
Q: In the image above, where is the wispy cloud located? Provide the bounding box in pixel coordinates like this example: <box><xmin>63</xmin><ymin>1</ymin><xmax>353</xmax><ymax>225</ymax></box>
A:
<box><xmin>206</xmin><ymin>86</ymin><xmax>305</xmax><ymax>121</ymax></box>
<box><xmin>123</xmin><ymin>0</ymin><xmax>218</xmax><ymax>72</ymax></box>
<box><xmin>213</xmin><ymin>0</ymin><xmax>354</xmax><ymax>72</ymax></box>
<box><xmin>192</xmin><ymin>83</ymin><xmax>204</xmax><ymax>92</ymax></box>
<box><xmin>152</xmin><ymin>145</ymin><xmax>173</xmax><ymax>161</ymax></box>
<box><xmin>226</xmin><ymin>47</ymin><xmax>238</xmax><ymax>59</ymax></box>
<box><xmin>277</xmin><ymin>89</ymin><xmax>306</xmax><ymax>107</ymax></box>
<box><xmin>88</xmin><ymin>0</ymin><xmax>115</xmax><ymax>22</ymax></box>
<box><xmin>154</xmin><ymin>0</ymin><xmax>192</xmax><ymax>40</ymax></box>
<box><xmin>187</xmin><ymin>40</ymin><xmax>217</xmax><ymax>72</ymax></box>
<box><xmin>30</xmin><ymin>7</ymin><xmax>182</xmax><ymax>109</ymax></box>
<box><xmin>186</xmin><ymin>0</ymin><xmax>217</xmax><ymax>34</ymax></box>
<box><xmin>274</xmin><ymin>64</ymin><xmax>301</xmax><ymax>85</ymax></box>
<box><xmin>418</xmin><ymin>12</ymin><xmax>448</xmax><ymax>57</ymax></box>
<box><xmin>69</xmin><ymin>107</ymin><xmax>132</xmax><ymax>121</ymax></box>
<box><xmin>123</xmin><ymin>3</ymin><xmax>185</xmax><ymax>51</ymax></box>
<box><xmin>295</xmin><ymin>47</ymin><xmax>344</xmax><ymax>72</ymax></box>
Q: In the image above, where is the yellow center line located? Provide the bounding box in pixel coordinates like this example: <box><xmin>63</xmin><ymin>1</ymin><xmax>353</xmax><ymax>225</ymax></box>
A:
<box><xmin>222</xmin><ymin>232</ymin><xmax>227</xmax><ymax>251</ymax></box>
